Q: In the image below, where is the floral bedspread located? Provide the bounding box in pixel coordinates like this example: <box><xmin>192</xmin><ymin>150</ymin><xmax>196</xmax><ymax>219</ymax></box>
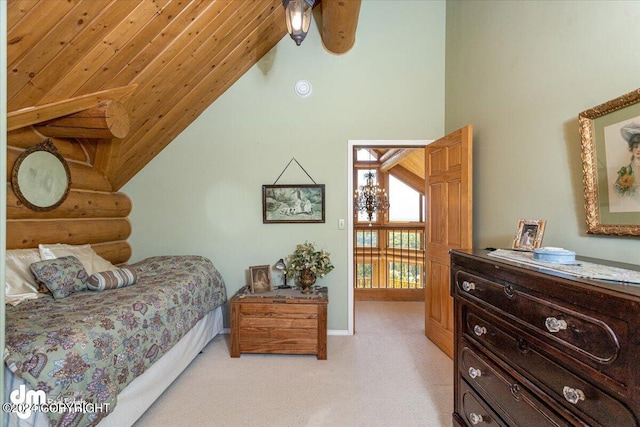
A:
<box><xmin>4</xmin><ymin>255</ymin><xmax>227</xmax><ymax>427</ymax></box>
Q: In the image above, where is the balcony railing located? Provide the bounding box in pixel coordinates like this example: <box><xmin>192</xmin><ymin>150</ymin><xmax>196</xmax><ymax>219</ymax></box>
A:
<box><xmin>354</xmin><ymin>225</ymin><xmax>425</xmax><ymax>290</ymax></box>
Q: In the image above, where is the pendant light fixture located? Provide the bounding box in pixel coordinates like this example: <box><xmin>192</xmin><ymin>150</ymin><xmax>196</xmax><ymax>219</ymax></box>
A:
<box><xmin>355</xmin><ymin>172</ymin><xmax>390</xmax><ymax>224</ymax></box>
<box><xmin>283</xmin><ymin>0</ymin><xmax>315</xmax><ymax>46</ymax></box>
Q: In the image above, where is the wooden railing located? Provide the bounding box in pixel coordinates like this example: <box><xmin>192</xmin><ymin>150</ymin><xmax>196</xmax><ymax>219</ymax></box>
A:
<box><xmin>354</xmin><ymin>225</ymin><xmax>425</xmax><ymax>290</ymax></box>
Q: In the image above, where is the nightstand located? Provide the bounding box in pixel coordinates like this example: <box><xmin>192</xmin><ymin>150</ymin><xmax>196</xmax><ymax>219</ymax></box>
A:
<box><xmin>230</xmin><ymin>286</ymin><xmax>328</xmax><ymax>359</ymax></box>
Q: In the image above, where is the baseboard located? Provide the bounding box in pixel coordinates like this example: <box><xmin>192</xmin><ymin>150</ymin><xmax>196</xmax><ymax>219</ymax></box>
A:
<box><xmin>220</xmin><ymin>328</ymin><xmax>351</xmax><ymax>336</ymax></box>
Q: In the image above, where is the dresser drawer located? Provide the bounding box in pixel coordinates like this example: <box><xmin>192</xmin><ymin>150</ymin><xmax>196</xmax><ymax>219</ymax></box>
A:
<box><xmin>454</xmin><ymin>270</ymin><xmax>622</xmax><ymax>365</ymax></box>
<box><xmin>459</xmin><ymin>380</ymin><xmax>506</xmax><ymax>427</ymax></box>
<box><xmin>460</xmin><ymin>343</ymin><xmax>571</xmax><ymax>427</ymax></box>
<box><xmin>464</xmin><ymin>309</ymin><xmax>638</xmax><ymax>427</ymax></box>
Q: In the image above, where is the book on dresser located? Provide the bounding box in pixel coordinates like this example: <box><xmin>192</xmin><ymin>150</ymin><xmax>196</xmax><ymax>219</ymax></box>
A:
<box><xmin>450</xmin><ymin>248</ymin><xmax>640</xmax><ymax>427</ymax></box>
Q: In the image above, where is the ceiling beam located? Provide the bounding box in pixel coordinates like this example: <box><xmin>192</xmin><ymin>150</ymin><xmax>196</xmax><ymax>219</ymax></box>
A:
<box><xmin>380</xmin><ymin>148</ymin><xmax>417</xmax><ymax>172</ymax></box>
<box><xmin>321</xmin><ymin>0</ymin><xmax>361</xmax><ymax>54</ymax></box>
<box><xmin>7</xmin><ymin>84</ymin><xmax>137</xmax><ymax>131</ymax></box>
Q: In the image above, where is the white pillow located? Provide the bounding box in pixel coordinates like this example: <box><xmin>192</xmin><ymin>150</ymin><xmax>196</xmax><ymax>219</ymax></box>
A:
<box><xmin>5</xmin><ymin>249</ymin><xmax>42</xmax><ymax>306</ymax></box>
<box><xmin>38</xmin><ymin>244</ymin><xmax>117</xmax><ymax>275</ymax></box>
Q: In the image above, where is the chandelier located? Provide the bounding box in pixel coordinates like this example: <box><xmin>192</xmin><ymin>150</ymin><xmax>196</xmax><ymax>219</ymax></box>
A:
<box><xmin>355</xmin><ymin>172</ymin><xmax>389</xmax><ymax>223</ymax></box>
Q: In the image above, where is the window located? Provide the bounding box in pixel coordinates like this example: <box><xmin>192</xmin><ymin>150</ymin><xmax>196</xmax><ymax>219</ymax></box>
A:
<box><xmin>388</xmin><ymin>175</ymin><xmax>422</xmax><ymax>222</ymax></box>
<box><xmin>356</xmin><ymin>148</ymin><xmax>378</xmax><ymax>162</ymax></box>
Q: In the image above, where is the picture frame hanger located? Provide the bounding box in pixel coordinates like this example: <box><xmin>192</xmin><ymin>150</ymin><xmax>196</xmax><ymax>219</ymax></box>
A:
<box><xmin>273</xmin><ymin>157</ymin><xmax>317</xmax><ymax>185</ymax></box>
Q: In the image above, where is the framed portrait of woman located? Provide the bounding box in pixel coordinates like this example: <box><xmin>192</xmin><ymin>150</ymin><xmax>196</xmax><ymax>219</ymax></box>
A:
<box><xmin>512</xmin><ymin>219</ymin><xmax>546</xmax><ymax>251</ymax></box>
<box><xmin>579</xmin><ymin>88</ymin><xmax>640</xmax><ymax>235</ymax></box>
<box><xmin>249</xmin><ymin>265</ymin><xmax>272</xmax><ymax>293</ymax></box>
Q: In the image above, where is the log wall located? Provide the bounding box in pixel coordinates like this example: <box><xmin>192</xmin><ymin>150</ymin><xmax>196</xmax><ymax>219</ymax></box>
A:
<box><xmin>6</xmin><ymin>127</ymin><xmax>132</xmax><ymax>265</ymax></box>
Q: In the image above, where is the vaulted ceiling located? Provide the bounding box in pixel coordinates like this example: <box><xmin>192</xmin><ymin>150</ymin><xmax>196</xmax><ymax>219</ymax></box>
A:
<box><xmin>6</xmin><ymin>0</ymin><xmax>362</xmax><ymax>190</ymax></box>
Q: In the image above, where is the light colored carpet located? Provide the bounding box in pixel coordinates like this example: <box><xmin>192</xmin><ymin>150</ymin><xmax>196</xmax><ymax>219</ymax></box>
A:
<box><xmin>134</xmin><ymin>301</ymin><xmax>453</xmax><ymax>426</ymax></box>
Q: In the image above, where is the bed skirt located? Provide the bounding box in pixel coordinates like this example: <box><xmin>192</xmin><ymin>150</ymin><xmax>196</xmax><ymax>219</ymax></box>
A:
<box><xmin>4</xmin><ymin>306</ymin><xmax>224</xmax><ymax>427</ymax></box>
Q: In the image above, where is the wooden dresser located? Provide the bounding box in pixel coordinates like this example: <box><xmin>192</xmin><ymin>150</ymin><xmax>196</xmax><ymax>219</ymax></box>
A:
<box><xmin>230</xmin><ymin>286</ymin><xmax>328</xmax><ymax>360</ymax></box>
<box><xmin>450</xmin><ymin>249</ymin><xmax>640</xmax><ymax>427</ymax></box>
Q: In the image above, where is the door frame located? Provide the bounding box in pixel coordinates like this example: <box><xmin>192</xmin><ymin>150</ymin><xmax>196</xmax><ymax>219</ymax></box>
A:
<box><xmin>347</xmin><ymin>139</ymin><xmax>432</xmax><ymax>335</ymax></box>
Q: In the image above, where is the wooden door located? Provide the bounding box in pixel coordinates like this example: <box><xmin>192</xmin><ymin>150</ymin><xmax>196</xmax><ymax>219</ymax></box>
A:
<box><xmin>424</xmin><ymin>125</ymin><xmax>473</xmax><ymax>358</ymax></box>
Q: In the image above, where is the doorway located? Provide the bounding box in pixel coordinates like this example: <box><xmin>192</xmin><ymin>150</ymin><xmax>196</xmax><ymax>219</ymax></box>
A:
<box><xmin>347</xmin><ymin>140</ymin><xmax>430</xmax><ymax>335</ymax></box>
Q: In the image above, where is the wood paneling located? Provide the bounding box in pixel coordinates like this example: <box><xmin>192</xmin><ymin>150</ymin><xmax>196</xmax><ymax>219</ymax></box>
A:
<box><xmin>7</xmin><ymin>1</ymin><xmax>361</xmax><ymax>191</ymax></box>
<box><xmin>6</xmin><ymin>0</ymin><xmax>289</xmax><ymax>191</ymax></box>
<box><xmin>6</xmin><ymin>1</ymin><xmax>361</xmax><ymax>264</ymax></box>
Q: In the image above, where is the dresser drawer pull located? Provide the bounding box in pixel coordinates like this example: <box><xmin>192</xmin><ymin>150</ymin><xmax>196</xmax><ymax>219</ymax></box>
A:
<box><xmin>516</xmin><ymin>338</ymin><xmax>530</xmax><ymax>354</ymax></box>
<box><xmin>545</xmin><ymin>317</ymin><xmax>568</xmax><ymax>333</ymax></box>
<box><xmin>510</xmin><ymin>383</ymin><xmax>521</xmax><ymax>400</ymax></box>
<box><xmin>473</xmin><ymin>325</ymin><xmax>487</xmax><ymax>337</ymax></box>
<box><xmin>469</xmin><ymin>413</ymin><xmax>485</xmax><ymax>425</ymax></box>
<box><xmin>503</xmin><ymin>284</ymin><xmax>515</xmax><ymax>298</ymax></box>
<box><xmin>468</xmin><ymin>367</ymin><xmax>482</xmax><ymax>379</ymax></box>
<box><xmin>562</xmin><ymin>386</ymin><xmax>585</xmax><ymax>405</ymax></box>
<box><xmin>462</xmin><ymin>280</ymin><xmax>476</xmax><ymax>292</ymax></box>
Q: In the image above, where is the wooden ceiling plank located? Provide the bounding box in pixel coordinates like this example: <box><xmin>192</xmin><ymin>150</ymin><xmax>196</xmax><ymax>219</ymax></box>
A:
<box><xmin>127</xmin><ymin>0</ymin><xmax>248</xmax><ymax>101</ymax></box>
<box><xmin>114</xmin><ymin>16</ymin><xmax>285</xmax><ymax>188</ymax></box>
<box><xmin>120</xmin><ymin>1</ymin><xmax>278</xmax><ymax>158</ymax></box>
<box><xmin>123</xmin><ymin>2</ymin><xmax>272</xmax><ymax>154</ymax></box>
<box><xmin>7</xmin><ymin>0</ymin><xmax>40</xmax><ymax>32</ymax></box>
<box><xmin>7</xmin><ymin>0</ymin><xmax>115</xmax><ymax>108</ymax></box>
<box><xmin>38</xmin><ymin>0</ymin><xmax>172</xmax><ymax>106</ymax></box>
<box><xmin>77</xmin><ymin>0</ymin><xmax>210</xmax><ymax>95</ymax></box>
<box><xmin>7</xmin><ymin>84</ymin><xmax>137</xmax><ymax>131</ymax></box>
<box><xmin>97</xmin><ymin>1</ymin><xmax>229</xmax><ymax>94</ymax></box>
<box><xmin>7</xmin><ymin>0</ymin><xmax>78</xmax><ymax>68</ymax></box>
<box><xmin>10</xmin><ymin>0</ymin><xmax>139</xmax><ymax>110</ymax></box>
<box><xmin>97</xmin><ymin>1</ymin><xmax>243</xmax><ymax>182</ymax></box>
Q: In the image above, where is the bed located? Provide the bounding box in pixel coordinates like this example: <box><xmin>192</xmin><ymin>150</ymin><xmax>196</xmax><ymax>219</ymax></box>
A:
<box><xmin>3</xmin><ymin>253</ymin><xmax>227</xmax><ymax>427</ymax></box>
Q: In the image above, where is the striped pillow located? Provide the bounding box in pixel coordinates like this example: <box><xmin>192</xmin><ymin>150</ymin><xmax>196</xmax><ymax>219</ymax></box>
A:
<box><xmin>87</xmin><ymin>267</ymin><xmax>137</xmax><ymax>291</ymax></box>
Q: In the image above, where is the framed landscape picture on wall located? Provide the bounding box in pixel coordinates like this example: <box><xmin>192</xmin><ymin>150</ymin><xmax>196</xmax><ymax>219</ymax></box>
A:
<box><xmin>579</xmin><ymin>88</ymin><xmax>640</xmax><ymax>236</ymax></box>
<box><xmin>262</xmin><ymin>184</ymin><xmax>325</xmax><ymax>224</ymax></box>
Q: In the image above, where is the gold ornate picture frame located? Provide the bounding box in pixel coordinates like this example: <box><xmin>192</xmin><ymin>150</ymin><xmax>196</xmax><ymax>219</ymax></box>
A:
<box><xmin>579</xmin><ymin>88</ymin><xmax>640</xmax><ymax>236</ymax></box>
<box><xmin>11</xmin><ymin>139</ymin><xmax>71</xmax><ymax>212</ymax></box>
<box><xmin>512</xmin><ymin>219</ymin><xmax>546</xmax><ymax>251</ymax></box>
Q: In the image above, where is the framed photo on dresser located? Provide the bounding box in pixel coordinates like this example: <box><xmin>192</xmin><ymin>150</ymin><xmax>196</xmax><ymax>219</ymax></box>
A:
<box><xmin>512</xmin><ymin>219</ymin><xmax>546</xmax><ymax>251</ymax></box>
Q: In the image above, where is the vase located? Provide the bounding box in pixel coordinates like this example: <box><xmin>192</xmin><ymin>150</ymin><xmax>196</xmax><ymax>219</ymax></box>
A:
<box><xmin>298</xmin><ymin>268</ymin><xmax>316</xmax><ymax>294</ymax></box>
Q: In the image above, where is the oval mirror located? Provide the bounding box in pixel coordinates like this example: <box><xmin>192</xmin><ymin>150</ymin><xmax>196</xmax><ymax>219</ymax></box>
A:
<box><xmin>11</xmin><ymin>139</ymin><xmax>71</xmax><ymax>211</ymax></box>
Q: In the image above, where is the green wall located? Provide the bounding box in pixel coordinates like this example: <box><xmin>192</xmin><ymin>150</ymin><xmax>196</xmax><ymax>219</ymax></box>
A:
<box><xmin>445</xmin><ymin>0</ymin><xmax>640</xmax><ymax>265</ymax></box>
<box><xmin>122</xmin><ymin>1</ymin><xmax>447</xmax><ymax>331</ymax></box>
<box><xmin>124</xmin><ymin>0</ymin><xmax>640</xmax><ymax>332</ymax></box>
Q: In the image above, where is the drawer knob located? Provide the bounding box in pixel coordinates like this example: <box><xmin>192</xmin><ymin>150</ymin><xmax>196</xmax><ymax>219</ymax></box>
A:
<box><xmin>504</xmin><ymin>284</ymin><xmax>515</xmax><ymax>298</ymax></box>
<box><xmin>545</xmin><ymin>317</ymin><xmax>568</xmax><ymax>333</ymax></box>
<box><xmin>562</xmin><ymin>386</ymin><xmax>585</xmax><ymax>405</ymax></box>
<box><xmin>474</xmin><ymin>325</ymin><xmax>487</xmax><ymax>337</ymax></box>
<box><xmin>462</xmin><ymin>280</ymin><xmax>476</xmax><ymax>292</ymax></box>
<box><xmin>469</xmin><ymin>413</ymin><xmax>484</xmax><ymax>425</ymax></box>
<box><xmin>468</xmin><ymin>367</ymin><xmax>482</xmax><ymax>379</ymax></box>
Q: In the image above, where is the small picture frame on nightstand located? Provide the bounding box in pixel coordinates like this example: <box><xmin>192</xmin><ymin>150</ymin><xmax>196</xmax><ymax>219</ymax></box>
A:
<box><xmin>249</xmin><ymin>265</ymin><xmax>272</xmax><ymax>293</ymax></box>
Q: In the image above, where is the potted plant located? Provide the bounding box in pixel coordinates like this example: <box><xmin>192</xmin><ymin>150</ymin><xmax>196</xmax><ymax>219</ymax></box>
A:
<box><xmin>285</xmin><ymin>242</ymin><xmax>334</xmax><ymax>293</ymax></box>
